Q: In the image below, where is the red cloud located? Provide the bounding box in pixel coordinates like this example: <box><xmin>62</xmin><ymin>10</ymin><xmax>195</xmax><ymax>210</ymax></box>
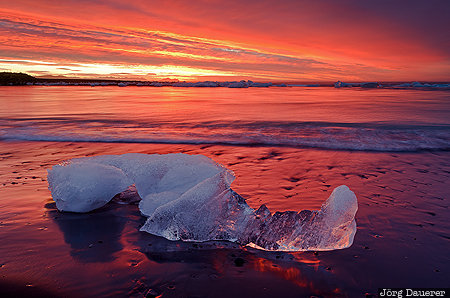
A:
<box><xmin>1</xmin><ymin>0</ymin><xmax>448</xmax><ymax>81</ymax></box>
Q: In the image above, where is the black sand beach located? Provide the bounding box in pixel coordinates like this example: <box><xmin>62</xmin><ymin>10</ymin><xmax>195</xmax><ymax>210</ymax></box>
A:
<box><xmin>0</xmin><ymin>140</ymin><xmax>449</xmax><ymax>297</ymax></box>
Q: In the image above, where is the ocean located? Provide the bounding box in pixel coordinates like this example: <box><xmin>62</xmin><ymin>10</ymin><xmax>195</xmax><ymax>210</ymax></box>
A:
<box><xmin>1</xmin><ymin>86</ymin><xmax>449</xmax><ymax>151</ymax></box>
<box><xmin>0</xmin><ymin>86</ymin><xmax>449</xmax><ymax>297</ymax></box>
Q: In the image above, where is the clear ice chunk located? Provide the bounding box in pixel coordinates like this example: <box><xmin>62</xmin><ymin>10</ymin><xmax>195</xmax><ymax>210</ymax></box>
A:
<box><xmin>47</xmin><ymin>153</ymin><xmax>358</xmax><ymax>251</ymax></box>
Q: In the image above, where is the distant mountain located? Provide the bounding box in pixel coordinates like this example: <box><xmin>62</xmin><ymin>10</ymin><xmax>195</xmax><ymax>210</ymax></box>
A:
<box><xmin>0</xmin><ymin>72</ymin><xmax>37</xmax><ymax>85</ymax></box>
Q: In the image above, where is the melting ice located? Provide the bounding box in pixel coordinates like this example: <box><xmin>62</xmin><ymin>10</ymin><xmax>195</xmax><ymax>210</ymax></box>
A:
<box><xmin>47</xmin><ymin>153</ymin><xmax>358</xmax><ymax>251</ymax></box>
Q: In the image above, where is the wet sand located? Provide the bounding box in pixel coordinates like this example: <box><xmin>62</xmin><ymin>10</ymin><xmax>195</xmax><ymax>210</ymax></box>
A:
<box><xmin>0</xmin><ymin>141</ymin><xmax>449</xmax><ymax>297</ymax></box>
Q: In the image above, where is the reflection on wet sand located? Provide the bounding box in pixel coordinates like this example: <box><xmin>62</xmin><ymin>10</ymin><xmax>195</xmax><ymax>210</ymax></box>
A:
<box><xmin>48</xmin><ymin>199</ymin><xmax>346</xmax><ymax>296</ymax></box>
<box><xmin>47</xmin><ymin>203</ymin><xmax>126</xmax><ymax>263</ymax></box>
<box><xmin>137</xmin><ymin>233</ymin><xmax>344</xmax><ymax>296</ymax></box>
<box><xmin>250</xmin><ymin>255</ymin><xmax>341</xmax><ymax>295</ymax></box>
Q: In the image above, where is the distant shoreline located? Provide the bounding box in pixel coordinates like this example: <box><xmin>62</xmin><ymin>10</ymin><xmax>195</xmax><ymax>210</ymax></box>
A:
<box><xmin>1</xmin><ymin>72</ymin><xmax>449</xmax><ymax>89</ymax></box>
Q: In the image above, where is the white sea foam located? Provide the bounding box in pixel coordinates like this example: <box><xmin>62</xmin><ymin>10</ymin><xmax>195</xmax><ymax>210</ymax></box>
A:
<box><xmin>4</xmin><ymin>123</ymin><xmax>449</xmax><ymax>152</ymax></box>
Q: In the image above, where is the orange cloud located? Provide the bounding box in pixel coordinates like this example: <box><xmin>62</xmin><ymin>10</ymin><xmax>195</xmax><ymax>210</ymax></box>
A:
<box><xmin>0</xmin><ymin>1</ymin><xmax>448</xmax><ymax>81</ymax></box>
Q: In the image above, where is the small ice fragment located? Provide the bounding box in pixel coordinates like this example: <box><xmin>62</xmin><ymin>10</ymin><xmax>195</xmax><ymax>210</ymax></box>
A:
<box><xmin>227</xmin><ymin>81</ymin><xmax>249</xmax><ymax>88</ymax></box>
<box><xmin>249</xmin><ymin>82</ymin><xmax>272</xmax><ymax>87</ymax></box>
<box><xmin>334</xmin><ymin>81</ymin><xmax>352</xmax><ymax>88</ymax></box>
<box><xmin>360</xmin><ymin>82</ymin><xmax>379</xmax><ymax>88</ymax></box>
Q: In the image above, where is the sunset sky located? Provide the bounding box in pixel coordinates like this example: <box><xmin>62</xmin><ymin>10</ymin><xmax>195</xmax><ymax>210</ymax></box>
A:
<box><xmin>0</xmin><ymin>0</ymin><xmax>449</xmax><ymax>82</ymax></box>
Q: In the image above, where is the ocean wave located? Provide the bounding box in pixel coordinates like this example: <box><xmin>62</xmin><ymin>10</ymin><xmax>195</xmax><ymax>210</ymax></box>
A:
<box><xmin>1</xmin><ymin>130</ymin><xmax>449</xmax><ymax>152</ymax></box>
<box><xmin>1</xmin><ymin>117</ymin><xmax>449</xmax><ymax>152</ymax></box>
<box><xmin>2</xmin><ymin>117</ymin><xmax>450</xmax><ymax>130</ymax></box>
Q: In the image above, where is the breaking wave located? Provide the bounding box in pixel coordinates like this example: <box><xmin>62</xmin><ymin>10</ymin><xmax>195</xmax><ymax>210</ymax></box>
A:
<box><xmin>1</xmin><ymin>117</ymin><xmax>449</xmax><ymax>152</ymax></box>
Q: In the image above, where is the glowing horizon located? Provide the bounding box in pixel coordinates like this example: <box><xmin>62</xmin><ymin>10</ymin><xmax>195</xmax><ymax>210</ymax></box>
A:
<box><xmin>1</xmin><ymin>1</ymin><xmax>449</xmax><ymax>82</ymax></box>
